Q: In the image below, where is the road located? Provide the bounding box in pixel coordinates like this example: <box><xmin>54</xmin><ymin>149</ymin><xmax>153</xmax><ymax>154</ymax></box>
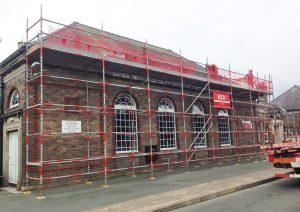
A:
<box><xmin>173</xmin><ymin>178</ymin><xmax>300</xmax><ymax>212</ymax></box>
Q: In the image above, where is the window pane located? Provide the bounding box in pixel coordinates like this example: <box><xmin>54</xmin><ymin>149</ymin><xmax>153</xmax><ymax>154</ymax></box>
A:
<box><xmin>219</xmin><ymin>116</ymin><xmax>231</xmax><ymax>146</ymax></box>
<box><xmin>10</xmin><ymin>90</ymin><xmax>20</xmax><ymax>108</ymax></box>
<box><xmin>114</xmin><ymin>94</ymin><xmax>138</xmax><ymax>152</ymax></box>
<box><xmin>158</xmin><ymin>98</ymin><xmax>176</xmax><ymax>149</ymax></box>
<box><xmin>192</xmin><ymin>103</ymin><xmax>207</xmax><ymax>147</ymax></box>
<box><xmin>193</xmin><ymin>115</ymin><xmax>207</xmax><ymax>147</ymax></box>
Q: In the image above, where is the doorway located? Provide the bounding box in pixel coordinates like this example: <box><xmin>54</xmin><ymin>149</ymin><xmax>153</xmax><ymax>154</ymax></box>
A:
<box><xmin>8</xmin><ymin>131</ymin><xmax>18</xmax><ymax>184</ymax></box>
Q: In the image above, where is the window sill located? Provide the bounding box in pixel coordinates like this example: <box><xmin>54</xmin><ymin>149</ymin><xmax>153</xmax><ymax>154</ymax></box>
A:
<box><xmin>220</xmin><ymin>144</ymin><xmax>232</xmax><ymax>147</ymax></box>
<box><xmin>9</xmin><ymin>104</ymin><xmax>20</xmax><ymax>109</ymax></box>
<box><xmin>160</xmin><ymin>147</ymin><xmax>177</xmax><ymax>151</ymax></box>
<box><xmin>2</xmin><ymin>108</ymin><xmax>23</xmax><ymax>119</ymax></box>
<box><xmin>116</xmin><ymin>150</ymin><xmax>139</xmax><ymax>154</ymax></box>
<box><xmin>8</xmin><ymin>104</ymin><xmax>20</xmax><ymax>110</ymax></box>
<box><xmin>194</xmin><ymin>146</ymin><xmax>208</xmax><ymax>149</ymax></box>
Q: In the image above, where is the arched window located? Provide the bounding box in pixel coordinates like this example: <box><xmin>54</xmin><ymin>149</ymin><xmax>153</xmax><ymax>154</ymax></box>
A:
<box><xmin>218</xmin><ymin>109</ymin><xmax>231</xmax><ymax>146</ymax></box>
<box><xmin>192</xmin><ymin>103</ymin><xmax>207</xmax><ymax>147</ymax></box>
<box><xmin>9</xmin><ymin>89</ymin><xmax>20</xmax><ymax>108</ymax></box>
<box><xmin>158</xmin><ymin>98</ymin><xmax>177</xmax><ymax>150</ymax></box>
<box><xmin>114</xmin><ymin>94</ymin><xmax>138</xmax><ymax>153</ymax></box>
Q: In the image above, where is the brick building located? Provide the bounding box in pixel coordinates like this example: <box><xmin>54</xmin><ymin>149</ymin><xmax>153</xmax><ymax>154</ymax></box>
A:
<box><xmin>271</xmin><ymin>85</ymin><xmax>300</xmax><ymax>143</ymax></box>
<box><xmin>0</xmin><ymin>19</ymin><xmax>273</xmax><ymax>191</ymax></box>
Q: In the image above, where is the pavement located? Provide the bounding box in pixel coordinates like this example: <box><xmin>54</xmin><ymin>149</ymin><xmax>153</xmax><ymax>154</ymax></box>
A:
<box><xmin>0</xmin><ymin>159</ymin><xmax>291</xmax><ymax>212</ymax></box>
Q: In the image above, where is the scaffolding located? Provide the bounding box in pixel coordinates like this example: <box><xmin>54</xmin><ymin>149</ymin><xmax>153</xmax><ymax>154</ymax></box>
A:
<box><xmin>25</xmin><ymin>9</ymin><xmax>275</xmax><ymax>197</ymax></box>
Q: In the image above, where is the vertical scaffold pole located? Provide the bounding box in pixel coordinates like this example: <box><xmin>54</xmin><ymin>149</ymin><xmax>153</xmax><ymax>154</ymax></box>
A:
<box><xmin>248</xmin><ymin>71</ymin><xmax>256</xmax><ymax>156</ymax></box>
<box><xmin>248</xmin><ymin>72</ymin><xmax>256</xmax><ymax>154</ymax></box>
<box><xmin>101</xmin><ymin>24</ymin><xmax>109</xmax><ymax>187</ymax></box>
<box><xmin>261</xmin><ymin>74</ymin><xmax>267</xmax><ymax>148</ymax></box>
<box><xmin>179</xmin><ymin>50</ymin><xmax>189</xmax><ymax>173</ymax></box>
<box><xmin>228</xmin><ymin>66</ymin><xmax>238</xmax><ymax>161</ymax></box>
<box><xmin>146</xmin><ymin>40</ymin><xmax>155</xmax><ymax>180</ymax></box>
<box><xmin>256</xmin><ymin>72</ymin><xmax>262</xmax><ymax>146</ymax></box>
<box><xmin>38</xmin><ymin>4</ymin><xmax>45</xmax><ymax>199</ymax></box>
<box><xmin>268</xmin><ymin>74</ymin><xmax>274</xmax><ymax>145</ymax></box>
<box><xmin>86</xmin><ymin>82</ymin><xmax>90</xmax><ymax>175</ymax></box>
<box><xmin>269</xmin><ymin>74</ymin><xmax>275</xmax><ymax>146</ymax></box>
<box><xmin>255</xmin><ymin>75</ymin><xmax>262</xmax><ymax>157</ymax></box>
<box><xmin>206</xmin><ymin>64</ymin><xmax>215</xmax><ymax>164</ymax></box>
<box><xmin>129</xmin><ymin>77</ymin><xmax>137</xmax><ymax>177</ymax></box>
<box><xmin>25</xmin><ymin>17</ymin><xmax>29</xmax><ymax>190</ymax></box>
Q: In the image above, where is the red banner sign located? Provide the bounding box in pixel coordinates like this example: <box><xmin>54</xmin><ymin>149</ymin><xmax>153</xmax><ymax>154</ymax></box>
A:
<box><xmin>213</xmin><ymin>90</ymin><xmax>231</xmax><ymax>109</ymax></box>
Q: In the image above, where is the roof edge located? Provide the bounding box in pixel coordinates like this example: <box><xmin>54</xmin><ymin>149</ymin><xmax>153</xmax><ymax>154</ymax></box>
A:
<box><xmin>272</xmin><ymin>85</ymin><xmax>299</xmax><ymax>103</ymax></box>
<box><xmin>0</xmin><ymin>46</ymin><xmax>26</xmax><ymax>70</ymax></box>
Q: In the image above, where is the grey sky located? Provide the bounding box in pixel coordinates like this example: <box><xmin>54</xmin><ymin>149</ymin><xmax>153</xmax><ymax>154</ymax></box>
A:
<box><xmin>0</xmin><ymin>0</ymin><xmax>299</xmax><ymax>97</ymax></box>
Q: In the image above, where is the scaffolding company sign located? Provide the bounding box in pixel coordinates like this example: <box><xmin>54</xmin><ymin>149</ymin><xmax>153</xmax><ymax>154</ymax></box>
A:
<box><xmin>62</xmin><ymin>120</ymin><xmax>81</xmax><ymax>133</ymax></box>
<box><xmin>242</xmin><ymin>120</ymin><xmax>252</xmax><ymax>129</ymax></box>
<box><xmin>213</xmin><ymin>90</ymin><xmax>231</xmax><ymax>109</ymax></box>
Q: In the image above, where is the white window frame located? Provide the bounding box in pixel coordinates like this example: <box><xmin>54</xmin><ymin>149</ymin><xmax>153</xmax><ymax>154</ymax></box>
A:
<box><xmin>264</xmin><ymin>132</ymin><xmax>269</xmax><ymax>143</ymax></box>
<box><xmin>158</xmin><ymin>98</ymin><xmax>177</xmax><ymax>150</ymax></box>
<box><xmin>192</xmin><ymin>103</ymin><xmax>207</xmax><ymax>148</ymax></box>
<box><xmin>289</xmin><ymin>127</ymin><xmax>294</xmax><ymax>138</ymax></box>
<box><xmin>218</xmin><ymin>109</ymin><xmax>231</xmax><ymax>146</ymax></box>
<box><xmin>9</xmin><ymin>90</ymin><xmax>20</xmax><ymax>109</ymax></box>
<box><xmin>114</xmin><ymin>93</ymin><xmax>138</xmax><ymax>153</ymax></box>
<box><xmin>264</xmin><ymin>126</ymin><xmax>270</xmax><ymax>143</ymax></box>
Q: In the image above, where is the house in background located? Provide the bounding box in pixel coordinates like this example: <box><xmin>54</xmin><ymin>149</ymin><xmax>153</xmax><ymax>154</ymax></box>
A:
<box><xmin>272</xmin><ymin>85</ymin><xmax>300</xmax><ymax>143</ymax></box>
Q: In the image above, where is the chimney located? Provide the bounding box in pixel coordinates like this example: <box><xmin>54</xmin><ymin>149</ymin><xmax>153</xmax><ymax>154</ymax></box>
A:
<box><xmin>18</xmin><ymin>41</ymin><xmax>24</xmax><ymax>48</ymax></box>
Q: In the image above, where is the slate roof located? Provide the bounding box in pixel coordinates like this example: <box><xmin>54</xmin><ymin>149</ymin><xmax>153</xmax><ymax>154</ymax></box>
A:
<box><xmin>41</xmin><ymin>22</ymin><xmax>206</xmax><ymax>74</ymax></box>
<box><xmin>272</xmin><ymin>85</ymin><xmax>300</xmax><ymax>111</ymax></box>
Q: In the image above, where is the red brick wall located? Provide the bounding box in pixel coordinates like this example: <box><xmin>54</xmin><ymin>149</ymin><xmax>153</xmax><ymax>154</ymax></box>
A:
<box><xmin>22</xmin><ymin>64</ymin><xmax>263</xmax><ymax>187</ymax></box>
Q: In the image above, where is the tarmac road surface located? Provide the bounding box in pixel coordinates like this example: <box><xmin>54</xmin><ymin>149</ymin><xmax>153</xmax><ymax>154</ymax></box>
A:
<box><xmin>173</xmin><ymin>178</ymin><xmax>300</xmax><ymax>212</ymax></box>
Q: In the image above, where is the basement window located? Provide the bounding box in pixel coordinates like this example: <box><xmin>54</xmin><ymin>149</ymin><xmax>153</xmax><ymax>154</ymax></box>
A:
<box><xmin>218</xmin><ymin>109</ymin><xmax>231</xmax><ymax>146</ymax></box>
<box><xmin>9</xmin><ymin>90</ymin><xmax>20</xmax><ymax>109</ymax></box>
<box><xmin>192</xmin><ymin>103</ymin><xmax>207</xmax><ymax>147</ymax></box>
<box><xmin>114</xmin><ymin>93</ymin><xmax>138</xmax><ymax>153</ymax></box>
<box><xmin>158</xmin><ymin>98</ymin><xmax>177</xmax><ymax>150</ymax></box>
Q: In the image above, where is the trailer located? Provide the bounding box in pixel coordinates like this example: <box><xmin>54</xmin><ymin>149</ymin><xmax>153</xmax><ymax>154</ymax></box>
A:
<box><xmin>266</xmin><ymin>142</ymin><xmax>300</xmax><ymax>178</ymax></box>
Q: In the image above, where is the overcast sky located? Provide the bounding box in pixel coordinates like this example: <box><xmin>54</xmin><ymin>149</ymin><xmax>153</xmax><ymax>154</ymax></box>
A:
<box><xmin>0</xmin><ymin>0</ymin><xmax>299</xmax><ymax>97</ymax></box>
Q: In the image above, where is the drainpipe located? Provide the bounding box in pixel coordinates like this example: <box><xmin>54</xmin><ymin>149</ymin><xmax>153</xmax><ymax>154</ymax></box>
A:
<box><xmin>0</xmin><ymin>76</ymin><xmax>4</xmax><ymax>185</ymax></box>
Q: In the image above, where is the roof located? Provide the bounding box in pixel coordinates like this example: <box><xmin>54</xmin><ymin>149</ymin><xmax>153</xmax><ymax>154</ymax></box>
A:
<box><xmin>1</xmin><ymin>20</ymin><xmax>272</xmax><ymax>94</ymax></box>
<box><xmin>0</xmin><ymin>46</ymin><xmax>25</xmax><ymax>70</ymax></box>
<box><xmin>272</xmin><ymin>85</ymin><xmax>300</xmax><ymax>111</ymax></box>
<box><xmin>39</xmin><ymin>22</ymin><xmax>205</xmax><ymax>74</ymax></box>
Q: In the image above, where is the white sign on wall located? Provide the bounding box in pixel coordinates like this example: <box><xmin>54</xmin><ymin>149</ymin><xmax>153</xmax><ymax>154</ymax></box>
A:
<box><xmin>62</xmin><ymin>120</ymin><xmax>81</xmax><ymax>133</ymax></box>
<box><xmin>242</xmin><ymin>120</ymin><xmax>252</xmax><ymax>129</ymax></box>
